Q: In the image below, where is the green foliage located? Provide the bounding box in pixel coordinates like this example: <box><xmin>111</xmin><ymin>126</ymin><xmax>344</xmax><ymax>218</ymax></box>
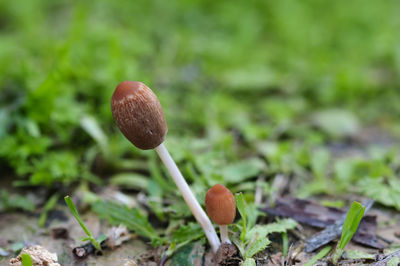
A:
<box><xmin>245</xmin><ymin>218</ymin><xmax>297</xmax><ymax>241</ymax></box>
<box><xmin>64</xmin><ymin>196</ymin><xmax>103</xmax><ymax>251</ymax></box>
<box><xmin>0</xmin><ymin>0</ymin><xmax>398</xmax><ymax>195</ymax></box>
<box><xmin>221</xmin><ymin>158</ymin><xmax>265</xmax><ymax>183</ymax></box>
<box><xmin>38</xmin><ymin>193</ymin><xmax>59</xmax><ymax>227</ymax></box>
<box><xmin>342</xmin><ymin>250</ymin><xmax>375</xmax><ymax>260</ymax></box>
<box><xmin>0</xmin><ymin>190</ymin><xmax>35</xmax><ymax>212</ymax></box>
<box><xmin>235</xmin><ymin>193</ymin><xmax>247</xmax><ymax>241</ymax></box>
<box><xmin>92</xmin><ymin>200</ymin><xmax>163</xmax><ymax>246</ymax></box>
<box><xmin>242</xmin><ymin>258</ymin><xmax>256</xmax><ymax>266</ymax></box>
<box><xmin>234</xmin><ymin>193</ymin><xmax>297</xmax><ymax>260</ymax></box>
<box><xmin>244</xmin><ymin>238</ymin><xmax>271</xmax><ymax>259</ymax></box>
<box><xmin>332</xmin><ymin>201</ymin><xmax>365</xmax><ymax>264</ymax></box>
<box><xmin>165</xmin><ymin>223</ymin><xmax>204</xmax><ymax>257</ymax></box>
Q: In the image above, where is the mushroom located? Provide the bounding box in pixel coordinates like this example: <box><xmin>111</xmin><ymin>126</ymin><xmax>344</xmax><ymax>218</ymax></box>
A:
<box><xmin>111</xmin><ymin>81</ymin><xmax>221</xmax><ymax>253</ymax></box>
<box><xmin>205</xmin><ymin>184</ymin><xmax>236</xmax><ymax>244</ymax></box>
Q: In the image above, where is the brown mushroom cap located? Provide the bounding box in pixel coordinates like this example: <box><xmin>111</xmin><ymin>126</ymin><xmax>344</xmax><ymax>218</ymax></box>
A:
<box><xmin>111</xmin><ymin>81</ymin><xmax>168</xmax><ymax>150</ymax></box>
<box><xmin>205</xmin><ymin>184</ymin><xmax>236</xmax><ymax>225</ymax></box>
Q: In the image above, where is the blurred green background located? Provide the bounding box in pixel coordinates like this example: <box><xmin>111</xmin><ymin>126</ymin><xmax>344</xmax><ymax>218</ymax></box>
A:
<box><xmin>1</xmin><ymin>0</ymin><xmax>400</xmax><ymax>209</ymax></box>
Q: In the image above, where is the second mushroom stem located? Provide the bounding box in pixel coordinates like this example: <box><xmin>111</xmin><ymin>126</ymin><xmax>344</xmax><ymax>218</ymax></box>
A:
<box><xmin>219</xmin><ymin>225</ymin><xmax>231</xmax><ymax>244</ymax></box>
<box><xmin>155</xmin><ymin>143</ymin><xmax>221</xmax><ymax>253</ymax></box>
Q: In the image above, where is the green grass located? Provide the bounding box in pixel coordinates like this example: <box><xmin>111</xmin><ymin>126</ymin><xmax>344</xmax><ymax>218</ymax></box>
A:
<box><xmin>64</xmin><ymin>196</ymin><xmax>104</xmax><ymax>251</ymax></box>
<box><xmin>332</xmin><ymin>201</ymin><xmax>366</xmax><ymax>264</ymax></box>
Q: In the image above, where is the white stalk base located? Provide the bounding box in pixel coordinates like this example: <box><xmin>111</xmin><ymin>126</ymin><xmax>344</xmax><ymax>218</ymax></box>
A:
<box><xmin>155</xmin><ymin>143</ymin><xmax>221</xmax><ymax>253</ymax></box>
<box><xmin>219</xmin><ymin>225</ymin><xmax>231</xmax><ymax>244</ymax></box>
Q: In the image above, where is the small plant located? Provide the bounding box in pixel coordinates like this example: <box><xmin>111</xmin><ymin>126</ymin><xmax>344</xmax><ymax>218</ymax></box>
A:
<box><xmin>38</xmin><ymin>193</ymin><xmax>59</xmax><ymax>227</ymax></box>
<box><xmin>233</xmin><ymin>193</ymin><xmax>297</xmax><ymax>264</ymax></box>
<box><xmin>64</xmin><ymin>196</ymin><xmax>105</xmax><ymax>251</ymax></box>
<box><xmin>332</xmin><ymin>201</ymin><xmax>365</xmax><ymax>264</ymax></box>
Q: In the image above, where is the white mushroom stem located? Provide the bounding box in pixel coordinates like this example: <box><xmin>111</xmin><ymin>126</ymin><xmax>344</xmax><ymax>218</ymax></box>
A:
<box><xmin>219</xmin><ymin>225</ymin><xmax>231</xmax><ymax>244</ymax></box>
<box><xmin>155</xmin><ymin>143</ymin><xmax>221</xmax><ymax>253</ymax></box>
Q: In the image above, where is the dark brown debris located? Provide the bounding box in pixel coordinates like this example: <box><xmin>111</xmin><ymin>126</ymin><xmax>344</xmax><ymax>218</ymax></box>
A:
<box><xmin>353</xmin><ymin>216</ymin><xmax>384</xmax><ymax>249</ymax></box>
<box><xmin>72</xmin><ymin>240</ymin><xmax>106</xmax><ymax>258</ymax></box>
<box><xmin>214</xmin><ymin>243</ymin><xmax>240</xmax><ymax>266</ymax></box>
<box><xmin>261</xmin><ymin>198</ymin><xmax>384</xmax><ymax>252</ymax></box>
<box><xmin>51</xmin><ymin>227</ymin><xmax>69</xmax><ymax>239</ymax></box>
<box><xmin>260</xmin><ymin>197</ymin><xmax>345</xmax><ymax>228</ymax></box>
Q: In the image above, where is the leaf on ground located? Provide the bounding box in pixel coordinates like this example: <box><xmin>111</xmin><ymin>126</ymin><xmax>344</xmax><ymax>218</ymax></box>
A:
<box><xmin>21</xmin><ymin>253</ymin><xmax>33</xmax><ymax>266</ymax></box>
<box><xmin>242</xmin><ymin>258</ymin><xmax>256</xmax><ymax>266</ymax></box>
<box><xmin>110</xmin><ymin>173</ymin><xmax>150</xmax><ymax>191</ymax></box>
<box><xmin>339</xmin><ymin>201</ymin><xmax>365</xmax><ymax>250</ymax></box>
<box><xmin>245</xmin><ymin>218</ymin><xmax>297</xmax><ymax>241</ymax></box>
<box><xmin>222</xmin><ymin>158</ymin><xmax>265</xmax><ymax>183</ymax></box>
<box><xmin>170</xmin><ymin>241</ymin><xmax>205</xmax><ymax>266</ymax></box>
<box><xmin>80</xmin><ymin>115</ymin><xmax>108</xmax><ymax>149</ymax></box>
<box><xmin>342</xmin><ymin>250</ymin><xmax>375</xmax><ymax>260</ymax></box>
<box><xmin>358</xmin><ymin>177</ymin><xmax>400</xmax><ymax>211</ymax></box>
<box><xmin>245</xmin><ymin>237</ymin><xmax>270</xmax><ymax>259</ymax></box>
<box><xmin>92</xmin><ymin>201</ymin><xmax>161</xmax><ymax>244</ymax></box>
<box><xmin>235</xmin><ymin>192</ymin><xmax>247</xmax><ymax>241</ymax></box>
<box><xmin>311</xmin><ymin>109</ymin><xmax>360</xmax><ymax>138</ymax></box>
<box><xmin>170</xmin><ymin>223</ymin><xmax>204</xmax><ymax>243</ymax></box>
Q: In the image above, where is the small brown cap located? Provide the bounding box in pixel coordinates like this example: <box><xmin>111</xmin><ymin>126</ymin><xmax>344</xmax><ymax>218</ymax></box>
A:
<box><xmin>111</xmin><ymin>81</ymin><xmax>168</xmax><ymax>150</ymax></box>
<box><xmin>205</xmin><ymin>184</ymin><xmax>236</xmax><ymax>225</ymax></box>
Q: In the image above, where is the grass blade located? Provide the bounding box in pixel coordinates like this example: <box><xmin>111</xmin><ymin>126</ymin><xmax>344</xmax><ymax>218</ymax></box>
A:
<box><xmin>64</xmin><ymin>195</ymin><xmax>102</xmax><ymax>251</ymax></box>
<box><xmin>235</xmin><ymin>192</ymin><xmax>247</xmax><ymax>241</ymax></box>
<box><xmin>304</xmin><ymin>245</ymin><xmax>332</xmax><ymax>266</ymax></box>
<box><xmin>332</xmin><ymin>201</ymin><xmax>365</xmax><ymax>264</ymax></box>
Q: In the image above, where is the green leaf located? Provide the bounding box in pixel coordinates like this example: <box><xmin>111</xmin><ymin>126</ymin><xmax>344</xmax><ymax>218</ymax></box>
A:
<box><xmin>235</xmin><ymin>192</ymin><xmax>247</xmax><ymax>241</ymax></box>
<box><xmin>80</xmin><ymin>115</ymin><xmax>108</xmax><ymax>150</ymax></box>
<box><xmin>332</xmin><ymin>201</ymin><xmax>365</xmax><ymax>264</ymax></box>
<box><xmin>170</xmin><ymin>223</ymin><xmax>204</xmax><ymax>243</ymax></box>
<box><xmin>282</xmin><ymin>232</ymin><xmax>288</xmax><ymax>257</ymax></box>
<box><xmin>311</xmin><ymin>109</ymin><xmax>360</xmax><ymax>138</ymax></box>
<box><xmin>222</xmin><ymin>158</ymin><xmax>265</xmax><ymax>183</ymax></box>
<box><xmin>310</xmin><ymin>148</ymin><xmax>330</xmax><ymax>180</ymax></box>
<box><xmin>358</xmin><ymin>177</ymin><xmax>400</xmax><ymax>210</ymax></box>
<box><xmin>339</xmin><ymin>201</ymin><xmax>365</xmax><ymax>250</ymax></box>
<box><xmin>342</xmin><ymin>250</ymin><xmax>375</xmax><ymax>260</ymax></box>
<box><xmin>92</xmin><ymin>201</ymin><xmax>162</xmax><ymax>244</ymax></box>
<box><xmin>64</xmin><ymin>196</ymin><xmax>102</xmax><ymax>251</ymax></box>
<box><xmin>0</xmin><ymin>190</ymin><xmax>35</xmax><ymax>212</ymax></box>
<box><xmin>245</xmin><ymin>237</ymin><xmax>270</xmax><ymax>258</ymax></box>
<box><xmin>242</xmin><ymin>258</ymin><xmax>256</xmax><ymax>266</ymax></box>
<box><xmin>21</xmin><ymin>253</ymin><xmax>33</xmax><ymax>266</ymax></box>
<box><xmin>304</xmin><ymin>246</ymin><xmax>332</xmax><ymax>266</ymax></box>
<box><xmin>110</xmin><ymin>173</ymin><xmax>150</xmax><ymax>191</ymax></box>
<box><xmin>38</xmin><ymin>193</ymin><xmax>59</xmax><ymax>227</ymax></box>
<box><xmin>170</xmin><ymin>241</ymin><xmax>205</xmax><ymax>266</ymax></box>
<box><xmin>245</xmin><ymin>219</ymin><xmax>297</xmax><ymax>241</ymax></box>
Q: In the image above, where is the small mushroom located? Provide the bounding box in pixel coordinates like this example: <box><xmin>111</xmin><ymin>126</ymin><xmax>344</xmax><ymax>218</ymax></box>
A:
<box><xmin>205</xmin><ymin>184</ymin><xmax>236</xmax><ymax>244</ymax></box>
<box><xmin>111</xmin><ymin>81</ymin><xmax>220</xmax><ymax>253</ymax></box>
